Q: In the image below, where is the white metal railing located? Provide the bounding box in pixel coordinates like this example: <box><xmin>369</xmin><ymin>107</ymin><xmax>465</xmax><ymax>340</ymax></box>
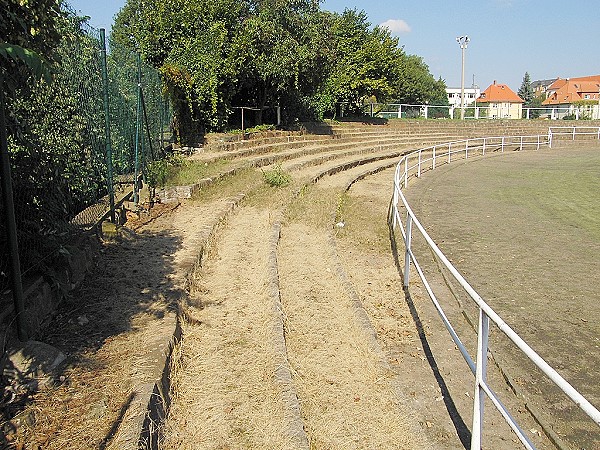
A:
<box><xmin>548</xmin><ymin>126</ymin><xmax>600</xmax><ymax>147</ymax></box>
<box><xmin>364</xmin><ymin>102</ymin><xmax>600</xmax><ymax>120</ymax></box>
<box><xmin>391</xmin><ymin>128</ymin><xmax>600</xmax><ymax>449</ymax></box>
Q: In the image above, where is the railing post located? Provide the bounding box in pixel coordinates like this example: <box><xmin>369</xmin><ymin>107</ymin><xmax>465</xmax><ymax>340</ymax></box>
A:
<box><xmin>572</xmin><ymin>127</ymin><xmax>576</xmax><ymax>140</ymax></box>
<box><xmin>465</xmin><ymin>140</ymin><xmax>469</xmax><ymax>159</ymax></box>
<box><xmin>393</xmin><ymin>184</ymin><xmax>399</xmax><ymax>228</ymax></box>
<box><xmin>100</xmin><ymin>28</ymin><xmax>116</xmax><ymax>224</ymax></box>
<box><xmin>404</xmin><ymin>157</ymin><xmax>408</xmax><ymax>188</ymax></box>
<box><xmin>520</xmin><ymin>136</ymin><xmax>523</xmax><ymax>151</ymax></box>
<box><xmin>548</xmin><ymin>130</ymin><xmax>553</xmax><ymax>148</ymax></box>
<box><xmin>501</xmin><ymin>136</ymin><xmax>505</xmax><ymax>153</ymax></box>
<box><xmin>432</xmin><ymin>146</ymin><xmax>436</xmax><ymax>170</ymax></box>
<box><xmin>482</xmin><ymin>138</ymin><xmax>486</xmax><ymax>156</ymax></box>
<box><xmin>403</xmin><ymin>213</ymin><xmax>413</xmax><ymax>288</ymax></box>
<box><xmin>448</xmin><ymin>142</ymin><xmax>452</xmax><ymax>163</ymax></box>
<box><xmin>471</xmin><ymin>308</ymin><xmax>490</xmax><ymax>450</ymax></box>
<box><xmin>536</xmin><ymin>134</ymin><xmax>540</xmax><ymax>150</ymax></box>
<box><xmin>417</xmin><ymin>150</ymin><xmax>422</xmax><ymax>177</ymax></box>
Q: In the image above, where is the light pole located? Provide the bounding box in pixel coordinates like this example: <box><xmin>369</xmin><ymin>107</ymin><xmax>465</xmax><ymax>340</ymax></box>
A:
<box><xmin>456</xmin><ymin>35</ymin><xmax>470</xmax><ymax>120</ymax></box>
<box><xmin>597</xmin><ymin>84</ymin><xmax>600</xmax><ymax>120</ymax></box>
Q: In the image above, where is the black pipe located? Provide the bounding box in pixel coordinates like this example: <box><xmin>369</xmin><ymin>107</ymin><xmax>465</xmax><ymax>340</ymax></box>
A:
<box><xmin>0</xmin><ymin>74</ymin><xmax>28</xmax><ymax>341</ymax></box>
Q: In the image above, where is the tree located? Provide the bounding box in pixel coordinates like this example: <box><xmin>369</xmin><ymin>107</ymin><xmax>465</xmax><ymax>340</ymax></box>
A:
<box><xmin>394</xmin><ymin>55</ymin><xmax>448</xmax><ymax>106</ymax></box>
<box><xmin>313</xmin><ymin>9</ymin><xmax>403</xmax><ymax>117</ymax></box>
<box><xmin>114</xmin><ymin>0</ymin><xmax>248</xmax><ymax>142</ymax></box>
<box><xmin>518</xmin><ymin>72</ymin><xmax>534</xmax><ymax>105</ymax></box>
<box><xmin>112</xmin><ymin>1</ymin><xmax>446</xmax><ymax>129</ymax></box>
<box><xmin>231</xmin><ymin>2</ymin><xmax>307</xmax><ymax>124</ymax></box>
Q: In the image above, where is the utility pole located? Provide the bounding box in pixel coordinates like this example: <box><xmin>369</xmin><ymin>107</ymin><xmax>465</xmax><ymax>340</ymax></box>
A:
<box><xmin>456</xmin><ymin>35</ymin><xmax>470</xmax><ymax>120</ymax></box>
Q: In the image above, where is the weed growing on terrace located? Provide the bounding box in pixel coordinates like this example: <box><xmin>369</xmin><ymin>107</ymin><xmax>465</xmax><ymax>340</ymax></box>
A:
<box><xmin>262</xmin><ymin>165</ymin><xmax>292</xmax><ymax>187</ymax></box>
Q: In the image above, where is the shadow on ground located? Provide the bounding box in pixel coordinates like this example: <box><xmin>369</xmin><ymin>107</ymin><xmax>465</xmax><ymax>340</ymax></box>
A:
<box><xmin>387</xmin><ymin>203</ymin><xmax>471</xmax><ymax>449</ymax></box>
<box><xmin>0</xmin><ymin>220</ymin><xmax>184</xmax><ymax>448</ymax></box>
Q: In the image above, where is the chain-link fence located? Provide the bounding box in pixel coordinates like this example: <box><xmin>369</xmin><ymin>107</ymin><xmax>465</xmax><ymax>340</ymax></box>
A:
<box><xmin>1</xmin><ymin>12</ymin><xmax>170</xmax><ymax>328</ymax></box>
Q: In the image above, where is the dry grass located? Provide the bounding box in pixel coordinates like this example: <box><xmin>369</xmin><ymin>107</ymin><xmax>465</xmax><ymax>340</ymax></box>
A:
<box><xmin>161</xmin><ymin>207</ymin><xmax>293</xmax><ymax>450</ymax></box>
<box><xmin>278</xmin><ymin>218</ymin><xmax>428</xmax><ymax>449</ymax></box>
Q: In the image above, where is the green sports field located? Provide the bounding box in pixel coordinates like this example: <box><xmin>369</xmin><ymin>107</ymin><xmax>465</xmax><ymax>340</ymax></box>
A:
<box><xmin>405</xmin><ymin>146</ymin><xmax>600</xmax><ymax>449</ymax></box>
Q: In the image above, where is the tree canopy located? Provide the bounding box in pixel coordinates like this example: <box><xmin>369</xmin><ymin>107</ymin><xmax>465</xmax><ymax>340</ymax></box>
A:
<box><xmin>518</xmin><ymin>72</ymin><xmax>534</xmax><ymax>105</ymax></box>
<box><xmin>113</xmin><ymin>0</ymin><xmax>448</xmax><ymax>141</ymax></box>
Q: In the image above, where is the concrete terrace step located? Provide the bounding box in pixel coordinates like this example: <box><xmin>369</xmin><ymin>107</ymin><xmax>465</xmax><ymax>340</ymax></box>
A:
<box><xmin>191</xmin><ymin>132</ymin><xmax>451</xmax><ymax>165</ymax></box>
<box><xmin>195</xmin><ymin>133</ymin><xmax>469</xmax><ymax>171</ymax></box>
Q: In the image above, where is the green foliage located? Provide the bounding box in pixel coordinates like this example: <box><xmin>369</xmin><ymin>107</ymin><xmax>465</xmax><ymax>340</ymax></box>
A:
<box><xmin>1</xmin><ymin>3</ymin><xmax>169</xmax><ymax>275</ymax></box>
<box><xmin>146</xmin><ymin>153</ymin><xmax>186</xmax><ymax>189</ymax></box>
<box><xmin>518</xmin><ymin>72</ymin><xmax>534</xmax><ymax>105</ymax></box>
<box><xmin>262</xmin><ymin>164</ymin><xmax>292</xmax><ymax>187</ymax></box>
<box><xmin>524</xmin><ymin>95</ymin><xmax>543</xmax><ymax>119</ymax></box>
<box><xmin>113</xmin><ymin>0</ymin><xmax>446</xmax><ymax>132</ymax></box>
<box><xmin>166</xmin><ymin>158</ymin><xmax>229</xmax><ymax>186</ymax></box>
<box><xmin>312</xmin><ymin>10</ymin><xmax>401</xmax><ymax>117</ymax></box>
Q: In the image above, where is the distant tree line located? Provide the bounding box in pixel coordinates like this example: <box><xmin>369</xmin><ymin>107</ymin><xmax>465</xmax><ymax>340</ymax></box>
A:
<box><xmin>113</xmin><ymin>0</ymin><xmax>448</xmax><ymax>143</ymax></box>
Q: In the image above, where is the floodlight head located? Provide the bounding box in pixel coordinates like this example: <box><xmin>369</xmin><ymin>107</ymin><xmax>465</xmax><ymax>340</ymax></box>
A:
<box><xmin>456</xmin><ymin>35</ymin><xmax>470</xmax><ymax>48</ymax></box>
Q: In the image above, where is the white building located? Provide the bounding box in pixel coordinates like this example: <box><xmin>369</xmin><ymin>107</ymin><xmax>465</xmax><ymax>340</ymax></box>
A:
<box><xmin>446</xmin><ymin>87</ymin><xmax>480</xmax><ymax>107</ymax></box>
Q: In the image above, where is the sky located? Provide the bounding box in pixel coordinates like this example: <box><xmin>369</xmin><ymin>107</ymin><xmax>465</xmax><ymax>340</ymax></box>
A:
<box><xmin>68</xmin><ymin>0</ymin><xmax>600</xmax><ymax>92</ymax></box>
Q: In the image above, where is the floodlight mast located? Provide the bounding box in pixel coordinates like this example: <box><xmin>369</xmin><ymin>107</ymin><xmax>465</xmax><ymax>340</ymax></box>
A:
<box><xmin>456</xmin><ymin>35</ymin><xmax>470</xmax><ymax>120</ymax></box>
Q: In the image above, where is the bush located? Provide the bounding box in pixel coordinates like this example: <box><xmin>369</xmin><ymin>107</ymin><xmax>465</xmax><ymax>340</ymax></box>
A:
<box><xmin>262</xmin><ymin>164</ymin><xmax>291</xmax><ymax>187</ymax></box>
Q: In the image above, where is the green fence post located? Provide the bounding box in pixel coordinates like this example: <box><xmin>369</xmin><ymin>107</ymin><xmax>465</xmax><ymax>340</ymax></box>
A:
<box><xmin>0</xmin><ymin>75</ymin><xmax>28</xmax><ymax>341</ymax></box>
<box><xmin>140</xmin><ymin>88</ymin><xmax>155</xmax><ymax>161</ymax></box>
<box><xmin>134</xmin><ymin>53</ymin><xmax>142</xmax><ymax>205</ymax></box>
<box><xmin>100</xmin><ymin>28</ymin><xmax>116</xmax><ymax>223</ymax></box>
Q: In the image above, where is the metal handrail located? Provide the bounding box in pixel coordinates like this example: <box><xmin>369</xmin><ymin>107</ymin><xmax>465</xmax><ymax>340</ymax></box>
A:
<box><xmin>391</xmin><ymin>127</ymin><xmax>600</xmax><ymax>449</ymax></box>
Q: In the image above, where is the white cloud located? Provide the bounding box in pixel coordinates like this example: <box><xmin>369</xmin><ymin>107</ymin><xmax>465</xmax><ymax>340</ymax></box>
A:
<box><xmin>380</xmin><ymin>19</ymin><xmax>412</xmax><ymax>34</ymax></box>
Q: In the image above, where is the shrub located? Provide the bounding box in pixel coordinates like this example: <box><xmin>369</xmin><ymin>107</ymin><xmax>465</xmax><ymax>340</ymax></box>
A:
<box><xmin>262</xmin><ymin>164</ymin><xmax>291</xmax><ymax>187</ymax></box>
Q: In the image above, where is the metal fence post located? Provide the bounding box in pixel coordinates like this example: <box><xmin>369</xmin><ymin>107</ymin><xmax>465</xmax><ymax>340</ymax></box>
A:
<box><xmin>403</xmin><ymin>213</ymin><xmax>413</xmax><ymax>288</ymax></box>
<box><xmin>0</xmin><ymin>75</ymin><xmax>28</xmax><ymax>341</ymax></box>
<box><xmin>133</xmin><ymin>53</ymin><xmax>142</xmax><ymax>205</ymax></box>
<box><xmin>471</xmin><ymin>308</ymin><xmax>490</xmax><ymax>450</ymax></box>
<box><xmin>482</xmin><ymin>138</ymin><xmax>486</xmax><ymax>156</ymax></box>
<box><xmin>417</xmin><ymin>150</ymin><xmax>422</xmax><ymax>177</ymax></box>
<box><xmin>140</xmin><ymin>88</ymin><xmax>155</xmax><ymax>161</ymax></box>
<box><xmin>448</xmin><ymin>142</ymin><xmax>452</xmax><ymax>163</ymax></box>
<box><xmin>392</xmin><ymin>185</ymin><xmax>398</xmax><ymax>228</ymax></box>
<box><xmin>100</xmin><ymin>28</ymin><xmax>116</xmax><ymax>223</ymax></box>
<box><xmin>432</xmin><ymin>146</ymin><xmax>436</xmax><ymax>170</ymax></box>
<box><xmin>501</xmin><ymin>136</ymin><xmax>505</xmax><ymax>152</ymax></box>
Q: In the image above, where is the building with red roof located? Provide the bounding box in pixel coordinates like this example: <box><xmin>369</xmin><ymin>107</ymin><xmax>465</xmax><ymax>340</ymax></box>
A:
<box><xmin>476</xmin><ymin>81</ymin><xmax>524</xmax><ymax>119</ymax></box>
<box><xmin>540</xmin><ymin>75</ymin><xmax>600</xmax><ymax>119</ymax></box>
<box><xmin>542</xmin><ymin>76</ymin><xmax>600</xmax><ymax>103</ymax></box>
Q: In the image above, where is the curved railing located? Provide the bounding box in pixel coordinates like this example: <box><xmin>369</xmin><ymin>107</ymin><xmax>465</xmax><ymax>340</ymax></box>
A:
<box><xmin>391</xmin><ymin>127</ymin><xmax>600</xmax><ymax>449</ymax></box>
